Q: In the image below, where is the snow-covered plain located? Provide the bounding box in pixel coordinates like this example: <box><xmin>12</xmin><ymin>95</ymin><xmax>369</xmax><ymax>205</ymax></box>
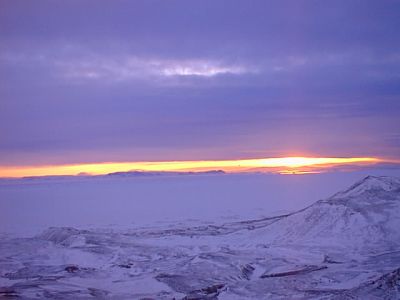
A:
<box><xmin>1</xmin><ymin>171</ymin><xmax>400</xmax><ymax>299</ymax></box>
<box><xmin>2</xmin><ymin>170</ymin><xmax>400</xmax><ymax>235</ymax></box>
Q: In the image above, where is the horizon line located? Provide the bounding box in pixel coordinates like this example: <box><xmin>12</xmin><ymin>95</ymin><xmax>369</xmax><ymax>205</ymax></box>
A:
<box><xmin>0</xmin><ymin>156</ymin><xmax>392</xmax><ymax>178</ymax></box>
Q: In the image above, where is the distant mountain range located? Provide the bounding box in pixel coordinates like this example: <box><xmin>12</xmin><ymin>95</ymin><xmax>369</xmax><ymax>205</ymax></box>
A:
<box><xmin>106</xmin><ymin>170</ymin><xmax>225</xmax><ymax>177</ymax></box>
<box><xmin>0</xmin><ymin>170</ymin><xmax>226</xmax><ymax>181</ymax></box>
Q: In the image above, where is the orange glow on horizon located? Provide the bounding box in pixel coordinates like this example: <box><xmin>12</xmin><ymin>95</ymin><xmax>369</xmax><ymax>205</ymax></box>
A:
<box><xmin>0</xmin><ymin>157</ymin><xmax>383</xmax><ymax>178</ymax></box>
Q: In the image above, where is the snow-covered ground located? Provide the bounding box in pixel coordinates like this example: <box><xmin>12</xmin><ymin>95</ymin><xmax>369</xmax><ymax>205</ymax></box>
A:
<box><xmin>2</xmin><ymin>170</ymin><xmax>400</xmax><ymax>236</ymax></box>
<box><xmin>1</xmin><ymin>171</ymin><xmax>400</xmax><ymax>299</ymax></box>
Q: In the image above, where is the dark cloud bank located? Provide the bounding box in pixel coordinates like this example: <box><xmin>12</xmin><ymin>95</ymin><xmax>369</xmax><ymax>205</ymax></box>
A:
<box><xmin>0</xmin><ymin>0</ymin><xmax>399</xmax><ymax>165</ymax></box>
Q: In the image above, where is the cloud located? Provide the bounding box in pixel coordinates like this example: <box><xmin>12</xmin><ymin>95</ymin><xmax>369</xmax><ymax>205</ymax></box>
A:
<box><xmin>161</xmin><ymin>60</ymin><xmax>247</xmax><ymax>77</ymax></box>
<box><xmin>55</xmin><ymin>56</ymin><xmax>250</xmax><ymax>82</ymax></box>
<box><xmin>0</xmin><ymin>1</ymin><xmax>399</xmax><ymax>165</ymax></box>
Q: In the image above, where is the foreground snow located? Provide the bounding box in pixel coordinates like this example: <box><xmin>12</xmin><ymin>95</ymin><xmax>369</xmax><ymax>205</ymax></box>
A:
<box><xmin>1</xmin><ymin>176</ymin><xmax>400</xmax><ymax>299</ymax></box>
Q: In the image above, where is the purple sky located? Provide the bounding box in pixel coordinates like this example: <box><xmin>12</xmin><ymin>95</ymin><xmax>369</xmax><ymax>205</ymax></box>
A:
<box><xmin>1</xmin><ymin>1</ymin><xmax>399</xmax><ymax>166</ymax></box>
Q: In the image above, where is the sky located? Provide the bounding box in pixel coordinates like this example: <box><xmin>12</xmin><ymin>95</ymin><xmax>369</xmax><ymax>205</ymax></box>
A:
<box><xmin>1</xmin><ymin>1</ymin><xmax>400</xmax><ymax>172</ymax></box>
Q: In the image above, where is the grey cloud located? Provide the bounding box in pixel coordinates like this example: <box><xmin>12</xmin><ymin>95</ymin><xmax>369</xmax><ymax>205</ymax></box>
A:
<box><xmin>0</xmin><ymin>0</ymin><xmax>399</xmax><ymax>165</ymax></box>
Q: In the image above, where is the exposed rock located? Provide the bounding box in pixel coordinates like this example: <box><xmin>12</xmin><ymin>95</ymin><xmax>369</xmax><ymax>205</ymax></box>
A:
<box><xmin>183</xmin><ymin>283</ymin><xmax>225</xmax><ymax>300</ymax></box>
<box><xmin>260</xmin><ymin>265</ymin><xmax>328</xmax><ymax>278</ymax></box>
<box><xmin>65</xmin><ymin>265</ymin><xmax>79</xmax><ymax>273</ymax></box>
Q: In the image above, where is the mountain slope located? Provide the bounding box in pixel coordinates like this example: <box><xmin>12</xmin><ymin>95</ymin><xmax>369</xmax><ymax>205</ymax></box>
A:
<box><xmin>245</xmin><ymin>176</ymin><xmax>400</xmax><ymax>252</ymax></box>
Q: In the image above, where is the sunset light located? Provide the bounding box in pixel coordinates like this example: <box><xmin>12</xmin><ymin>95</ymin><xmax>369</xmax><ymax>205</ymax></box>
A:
<box><xmin>0</xmin><ymin>157</ymin><xmax>381</xmax><ymax>178</ymax></box>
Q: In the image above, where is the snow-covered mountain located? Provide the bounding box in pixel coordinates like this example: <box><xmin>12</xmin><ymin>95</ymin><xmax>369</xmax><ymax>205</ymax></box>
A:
<box><xmin>1</xmin><ymin>176</ymin><xmax>399</xmax><ymax>299</ymax></box>
<box><xmin>244</xmin><ymin>175</ymin><xmax>400</xmax><ymax>253</ymax></box>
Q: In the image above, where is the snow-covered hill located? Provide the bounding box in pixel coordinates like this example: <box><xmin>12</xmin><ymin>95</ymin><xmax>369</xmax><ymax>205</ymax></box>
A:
<box><xmin>243</xmin><ymin>176</ymin><xmax>400</xmax><ymax>253</ymax></box>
